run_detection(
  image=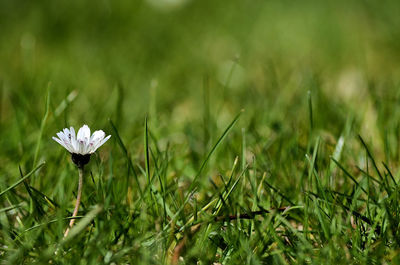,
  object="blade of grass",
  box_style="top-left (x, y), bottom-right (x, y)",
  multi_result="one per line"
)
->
top-left (358, 135), bottom-right (385, 186)
top-left (0, 163), bottom-right (45, 197)
top-left (61, 205), bottom-right (102, 243)
top-left (165, 111), bottom-right (243, 232)
top-left (109, 119), bottom-right (143, 197)
top-left (19, 166), bottom-right (45, 217)
top-left (330, 157), bottom-right (376, 203)
top-left (307, 90), bottom-right (313, 131)
top-left (382, 162), bottom-right (397, 187)
top-left (188, 110), bottom-right (243, 192)
top-left (144, 116), bottom-right (151, 187)
top-left (33, 86), bottom-right (50, 169)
